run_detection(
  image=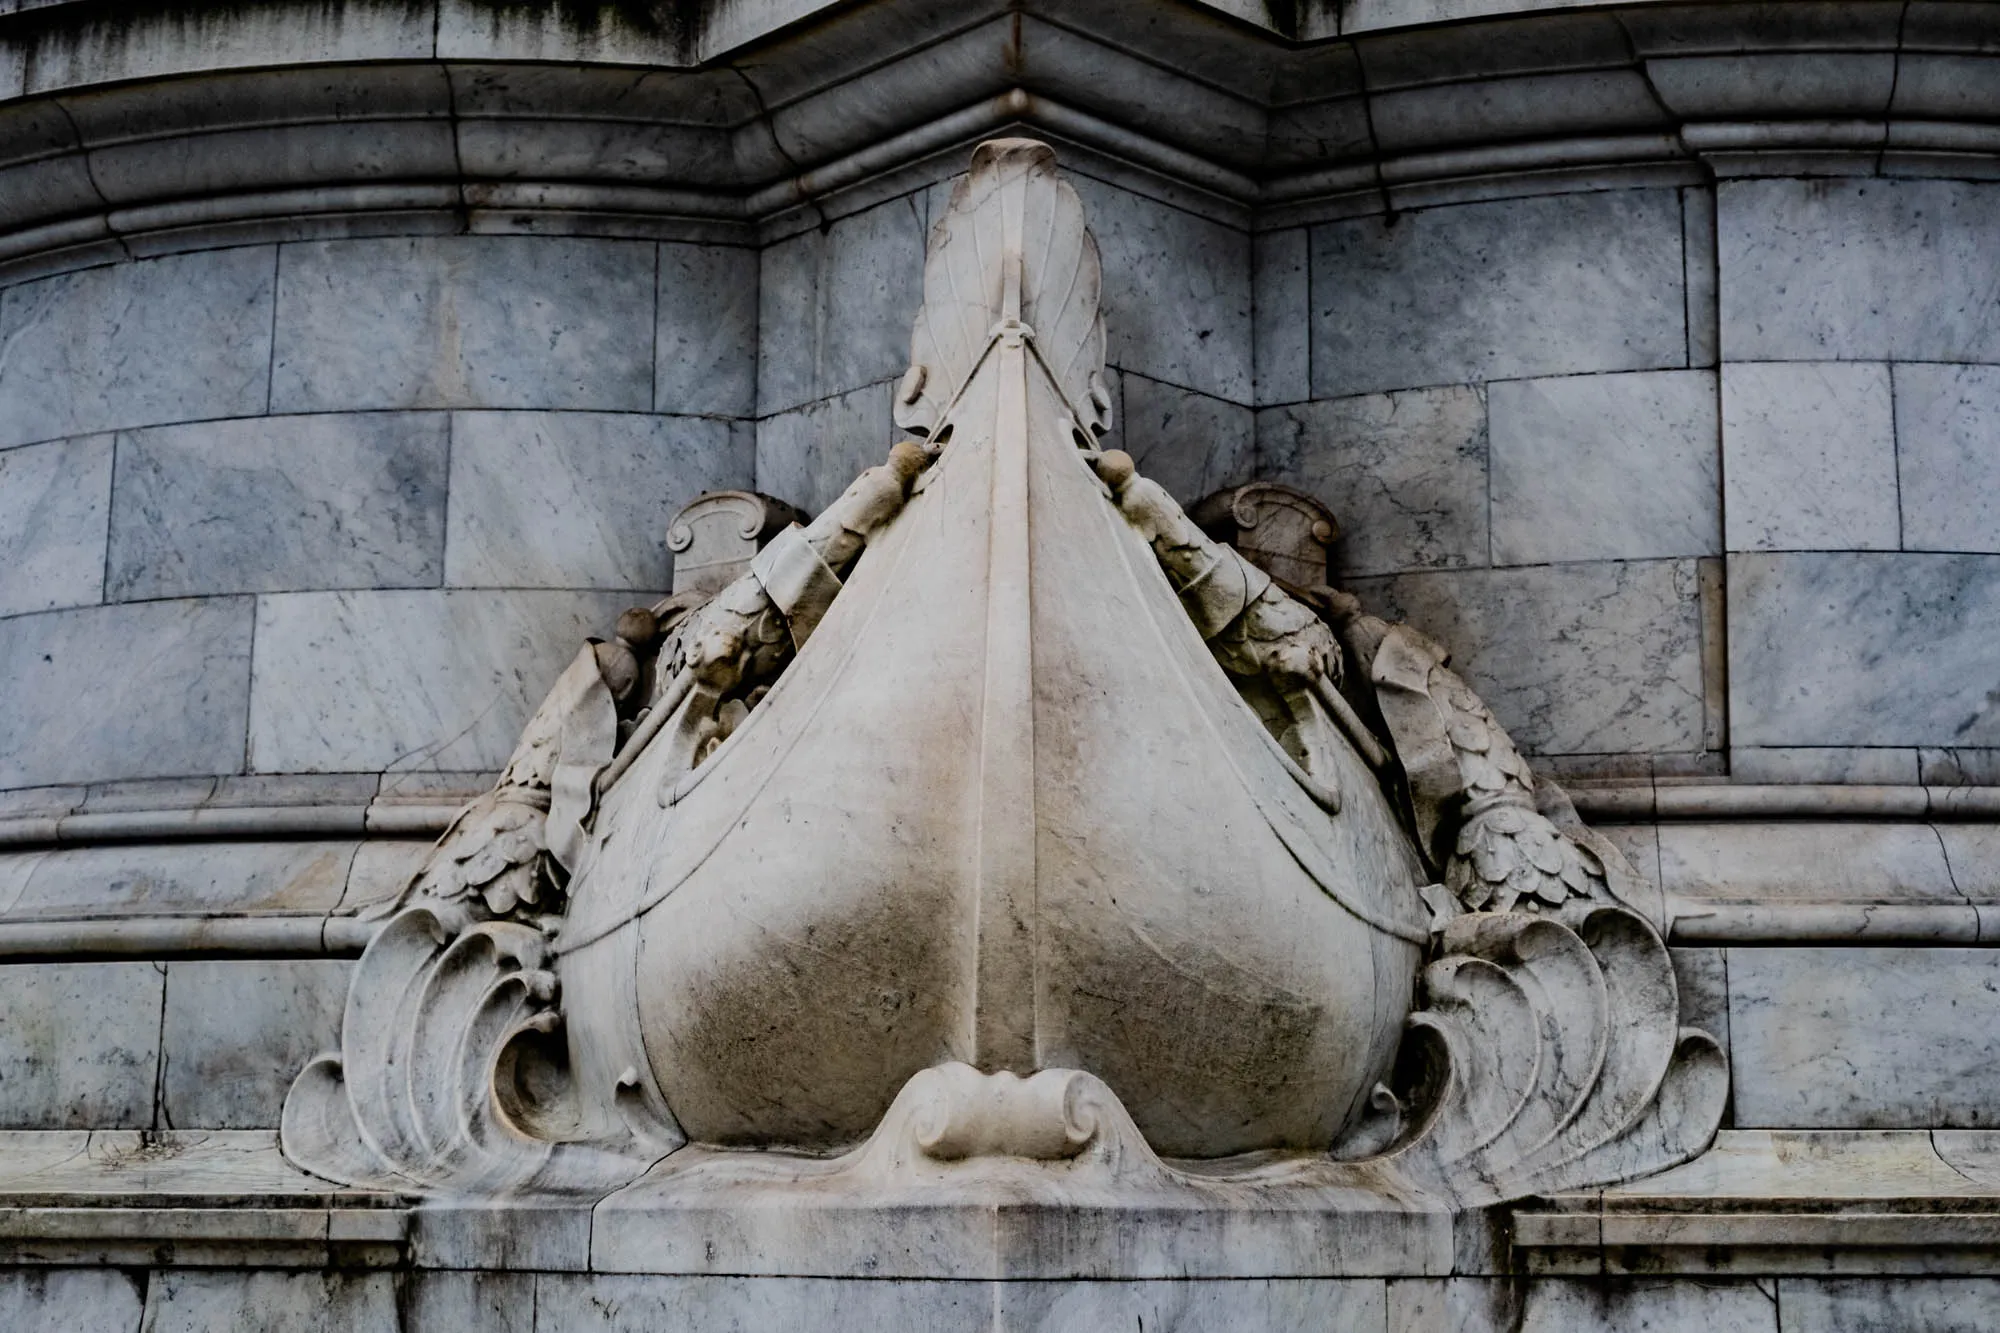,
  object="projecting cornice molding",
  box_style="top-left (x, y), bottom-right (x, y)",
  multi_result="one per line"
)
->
top-left (0, 0), bottom-right (1997, 276)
